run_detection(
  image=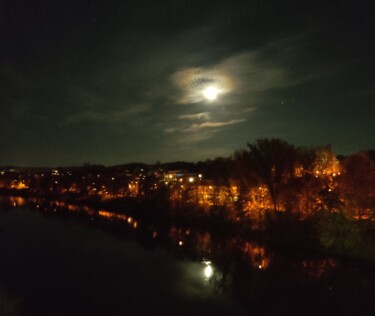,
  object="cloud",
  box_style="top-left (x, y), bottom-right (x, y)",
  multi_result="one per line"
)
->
top-left (163, 119), bottom-right (245, 134)
top-left (178, 112), bottom-right (209, 120)
top-left (177, 131), bottom-right (216, 144)
top-left (61, 111), bottom-right (105, 125)
top-left (164, 127), bottom-right (177, 133)
top-left (170, 66), bottom-right (234, 104)
top-left (182, 119), bottom-right (246, 132)
top-left (60, 104), bottom-right (150, 126)
top-left (170, 49), bottom-right (290, 105)
top-left (217, 51), bottom-right (287, 92)
top-left (241, 107), bottom-right (257, 113)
